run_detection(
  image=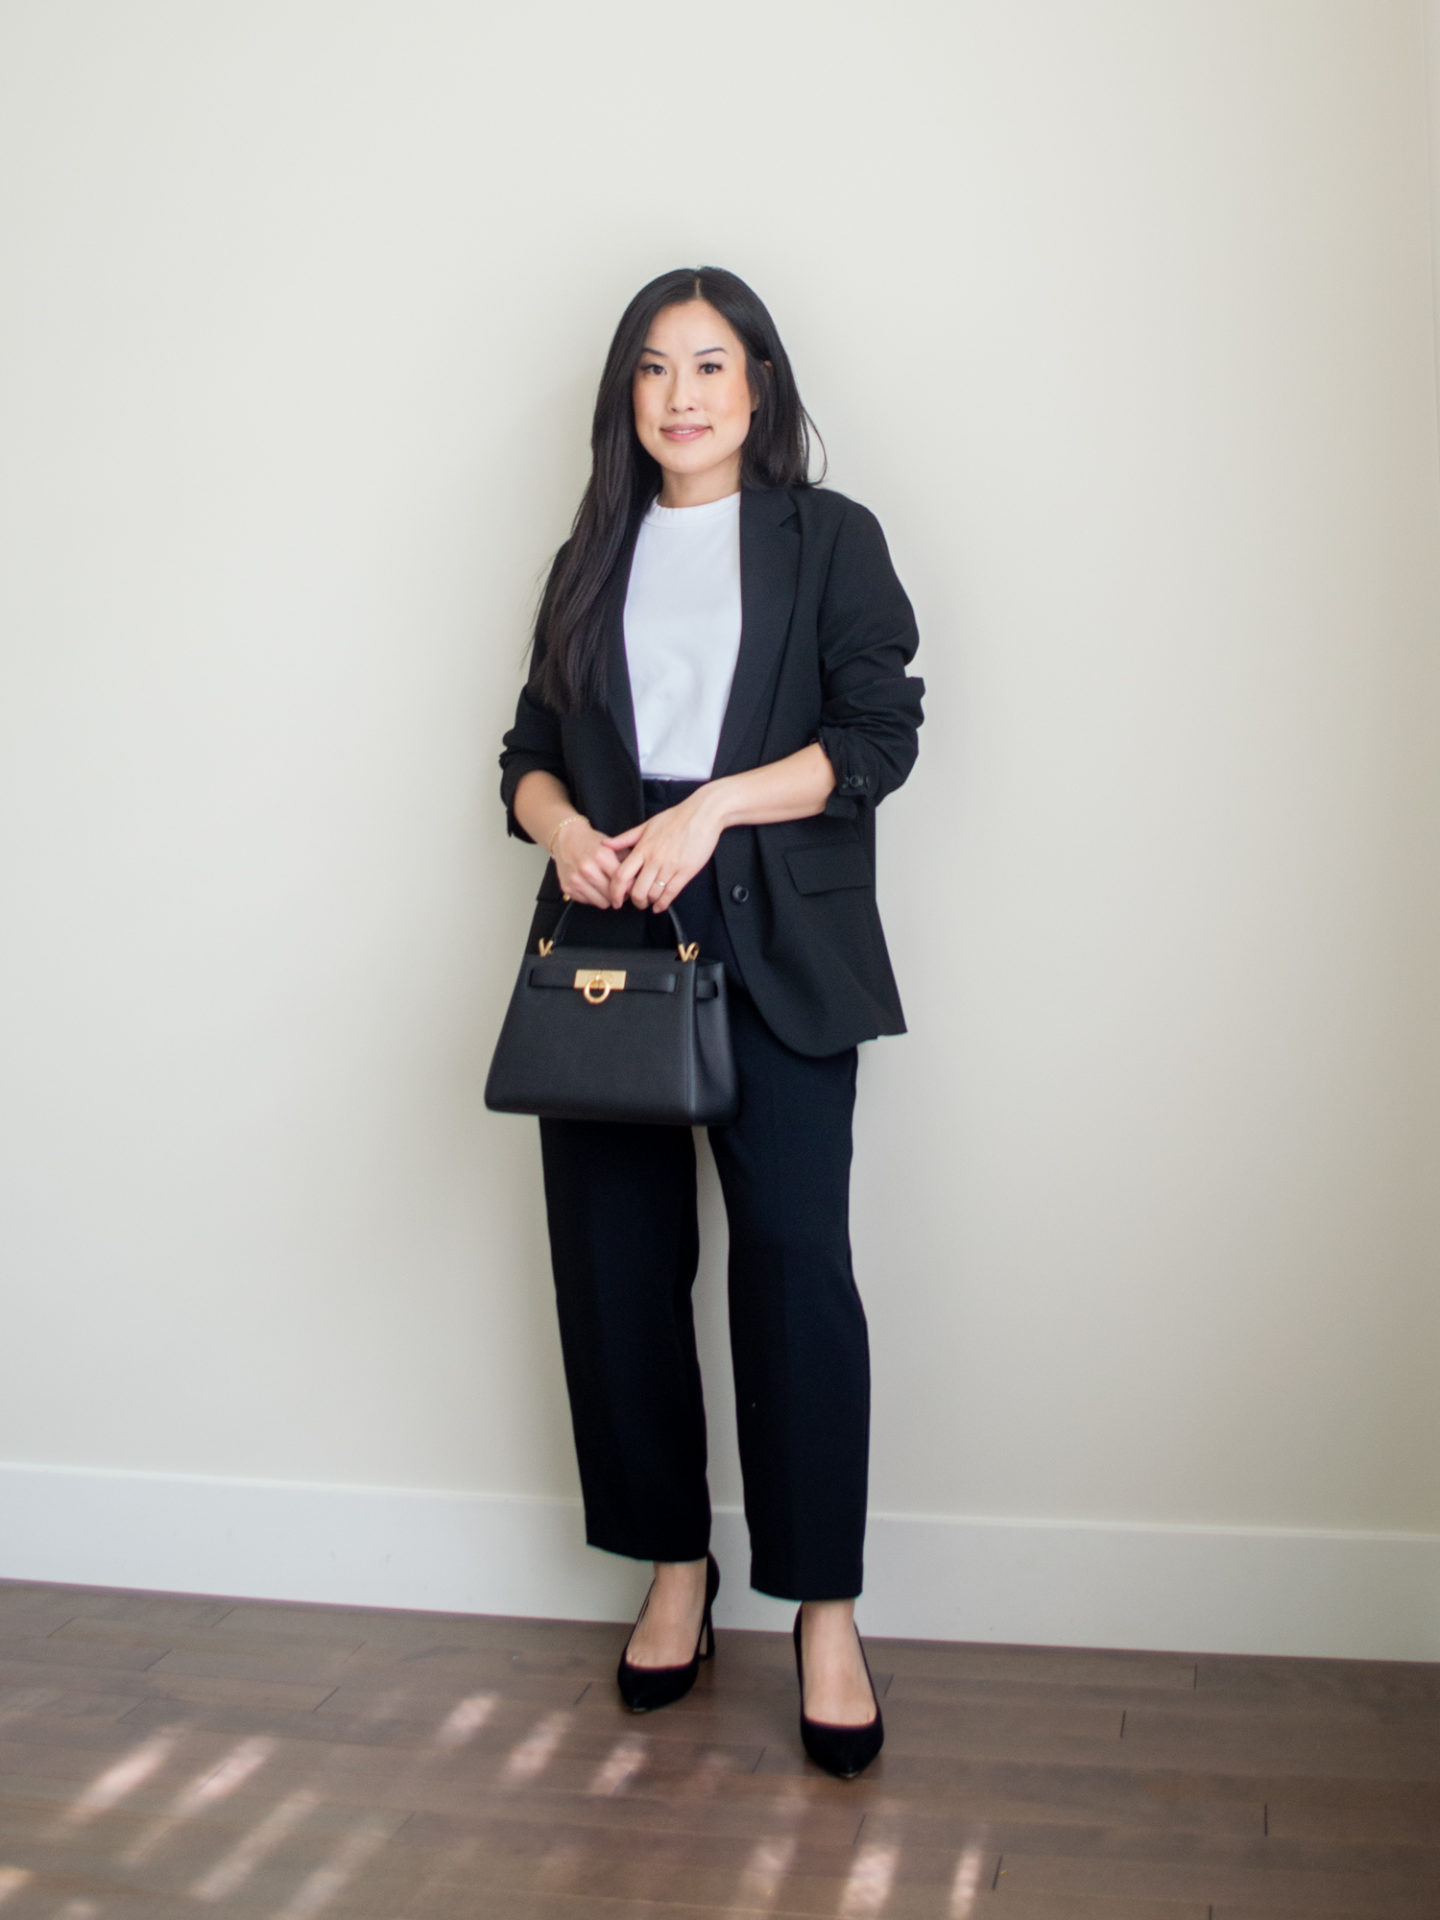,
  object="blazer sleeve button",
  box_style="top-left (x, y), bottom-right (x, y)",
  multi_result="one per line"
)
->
top-left (730, 884), bottom-right (750, 904)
